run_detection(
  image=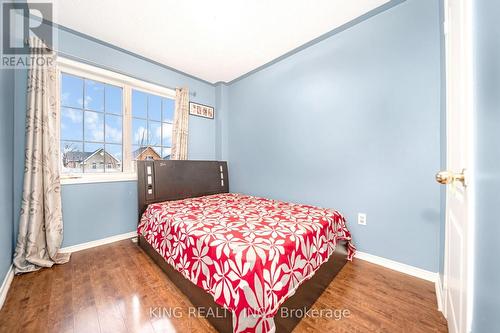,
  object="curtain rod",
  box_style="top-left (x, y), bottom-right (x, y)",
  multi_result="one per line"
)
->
top-left (24, 39), bottom-right (197, 97)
